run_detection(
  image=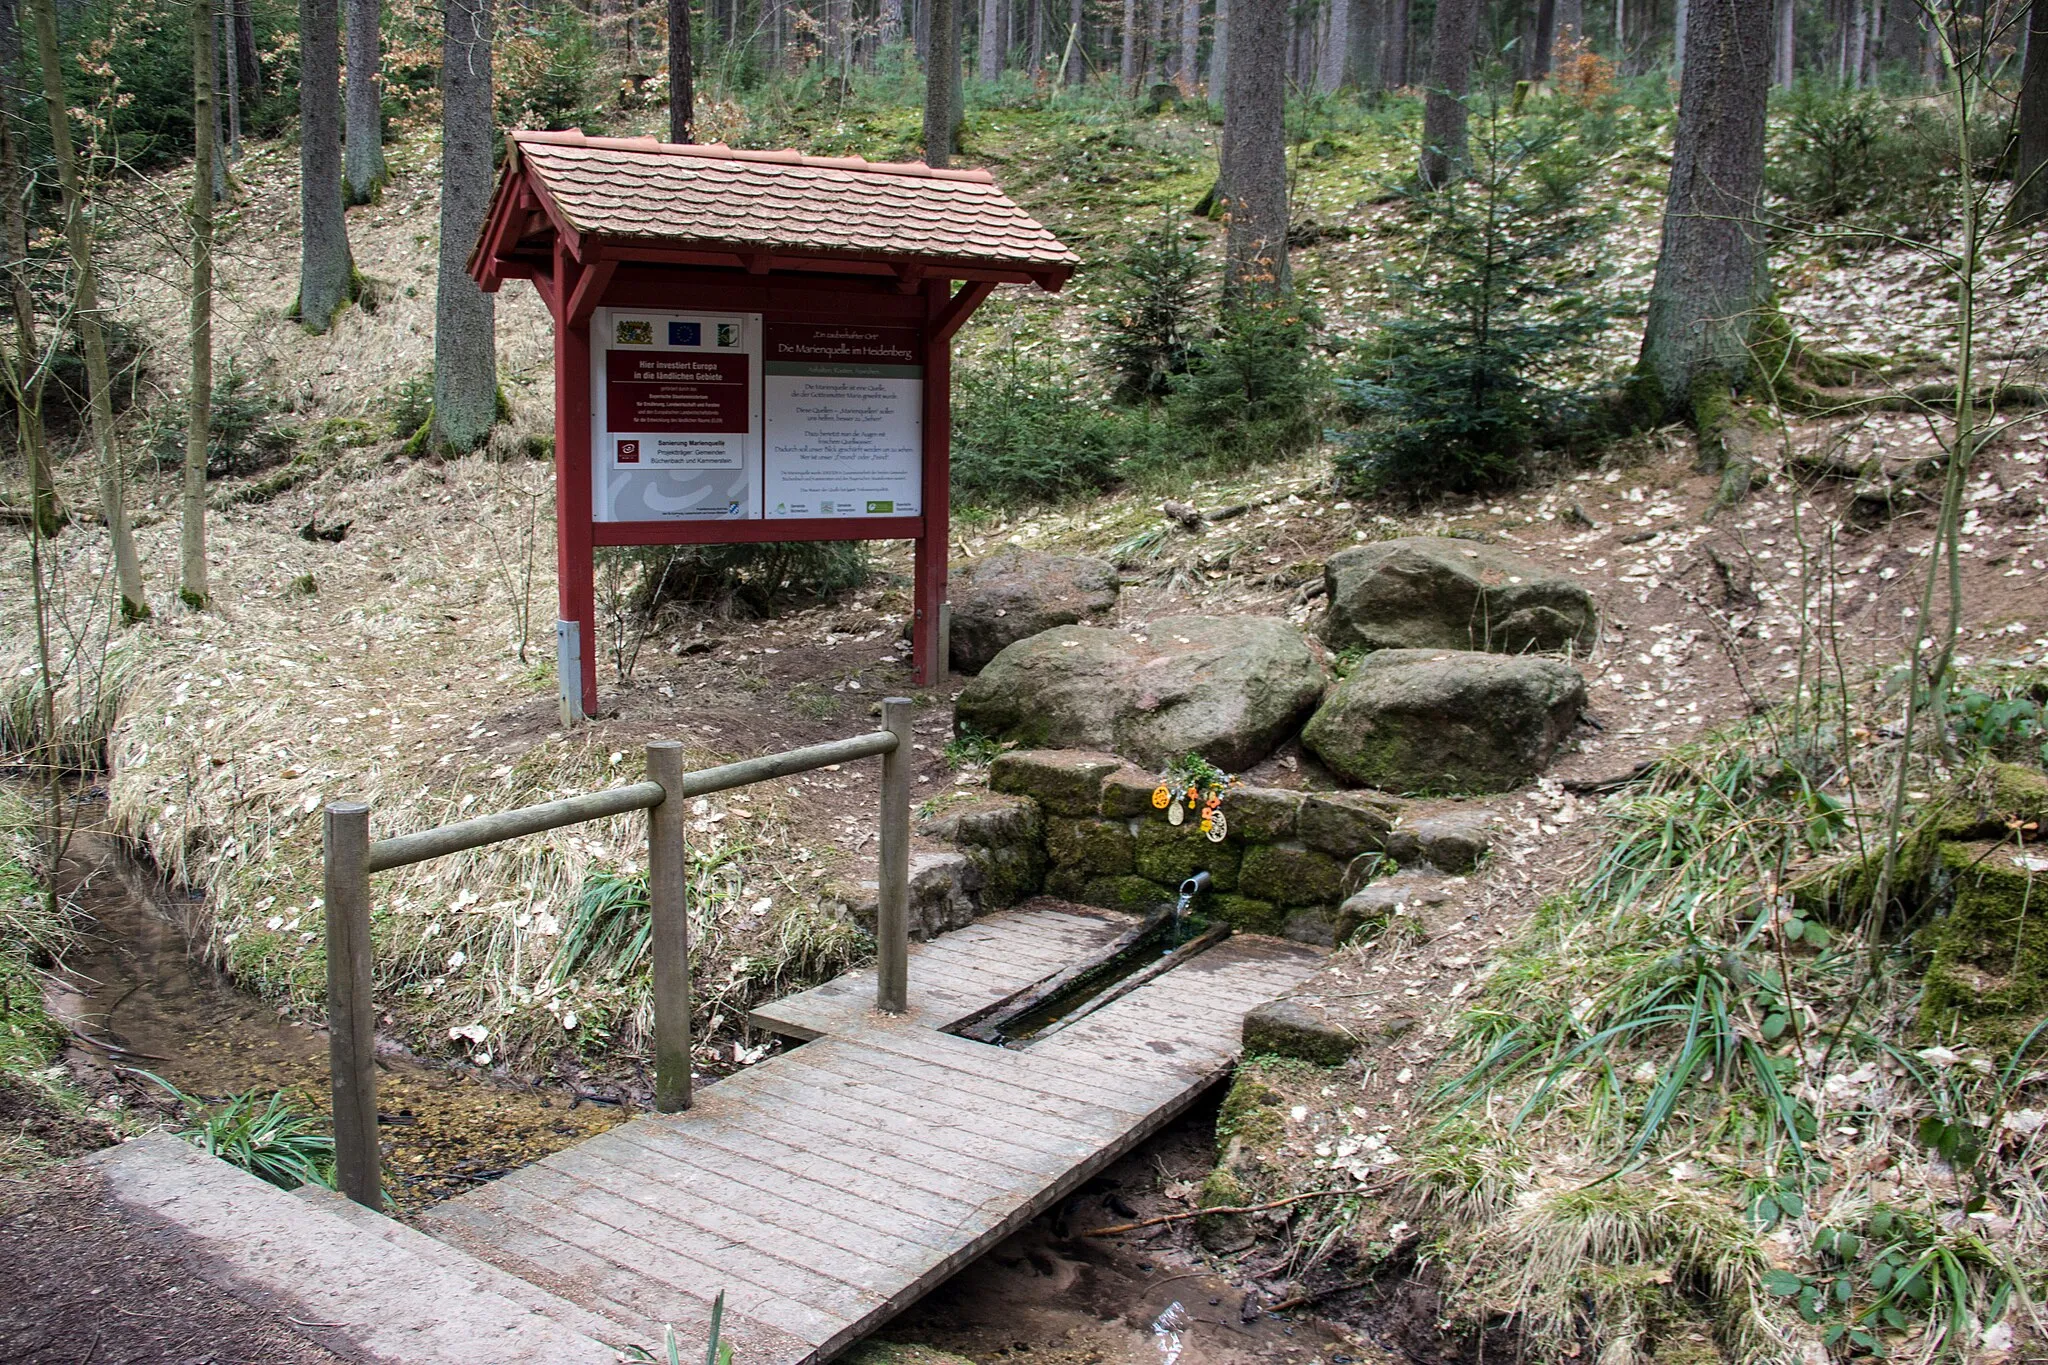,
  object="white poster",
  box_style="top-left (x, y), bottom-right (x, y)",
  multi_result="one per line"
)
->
top-left (591, 308), bottom-right (762, 522)
top-left (762, 324), bottom-right (922, 519)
